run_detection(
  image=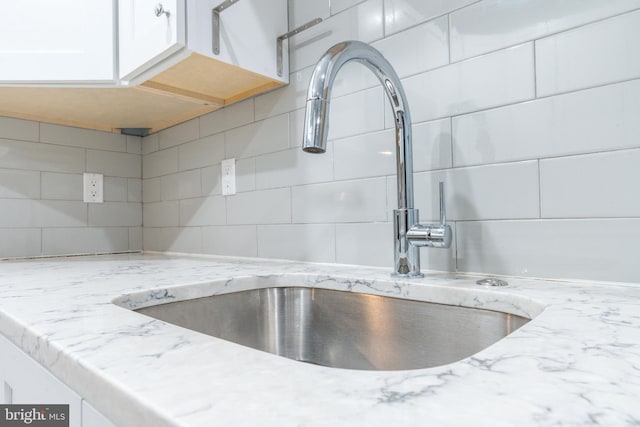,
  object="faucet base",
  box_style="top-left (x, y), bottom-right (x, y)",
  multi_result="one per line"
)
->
top-left (391, 272), bottom-right (424, 279)
top-left (393, 208), bottom-right (422, 277)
